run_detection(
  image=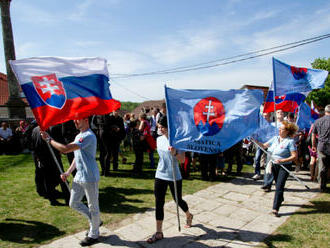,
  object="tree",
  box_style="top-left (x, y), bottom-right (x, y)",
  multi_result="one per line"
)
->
top-left (0, 0), bottom-right (26, 119)
top-left (306, 57), bottom-right (330, 109)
